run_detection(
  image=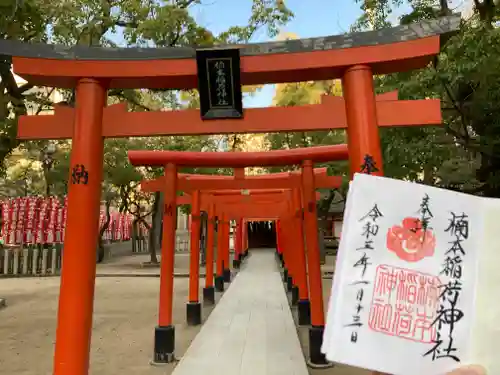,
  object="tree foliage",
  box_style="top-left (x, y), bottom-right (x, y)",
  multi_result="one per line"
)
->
top-left (350, 0), bottom-right (500, 197)
top-left (0, 0), bottom-right (295, 260)
top-left (266, 78), bottom-right (349, 219)
top-left (0, 0), bottom-right (293, 186)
